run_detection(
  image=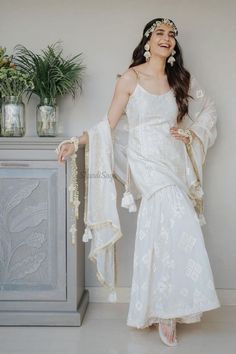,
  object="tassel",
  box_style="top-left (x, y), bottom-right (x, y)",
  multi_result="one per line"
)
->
top-left (74, 199), bottom-right (80, 219)
top-left (121, 162), bottom-right (137, 212)
top-left (68, 184), bottom-right (75, 203)
top-left (189, 181), bottom-right (204, 199)
top-left (121, 191), bottom-right (137, 212)
top-left (69, 224), bottom-right (77, 245)
top-left (82, 226), bottom-right (93, 242)
top-left (108, 289), bottom-right (117, 303)
top-left (128, 203), bottom-right (137, 212)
